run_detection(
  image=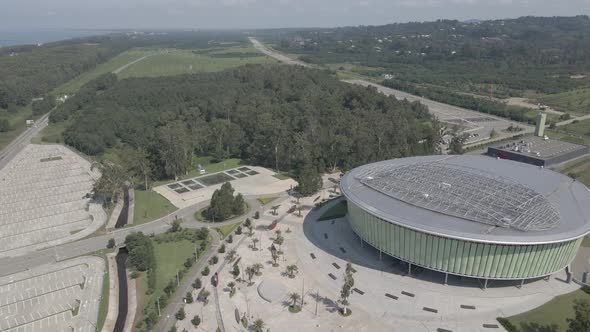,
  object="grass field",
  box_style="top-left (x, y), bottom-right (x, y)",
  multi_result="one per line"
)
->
top-left (506, 289), bottom-right (590, 331)
top-left (318, 200), bottom-right (348, 221)
top-left (216, 222), bottom-right (242, 238)
top-left (257, 197), bottom-right (278, 205)
top-left (54, 49), bottom-right (155, 95)
top-left (96, 255), bottom-right (110, 332)
top-left (560, 155), bottom-right (590, 187)
top-left (546, 119), bottom-right (590, 145)
top-left (133, 190), bottom-right (177, 225)
top-left (118, 47), bottom-right (275, 78)
top-left (152, 240), bottom-right (196, 292)
top-left (539, 87), bottom-right (590, 115)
